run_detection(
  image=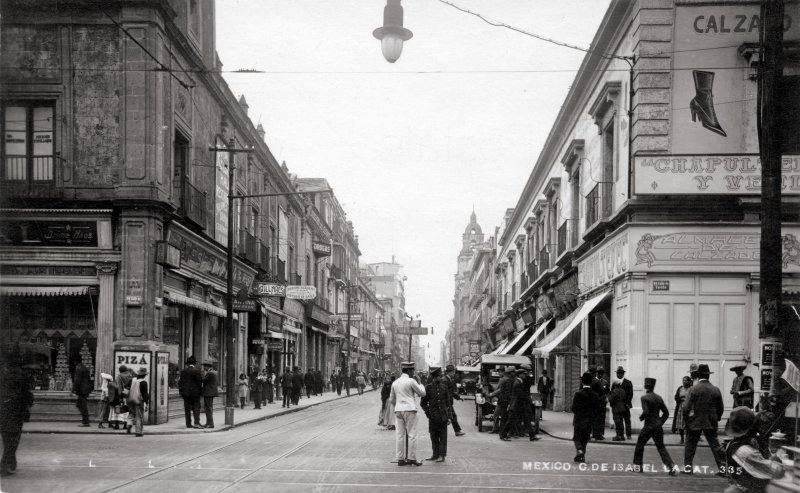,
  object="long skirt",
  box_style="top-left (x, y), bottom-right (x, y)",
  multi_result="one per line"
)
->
top-left (108, 404), bottom-right (129, 428)
top-left (380, 400), bottom-right (395, 427)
